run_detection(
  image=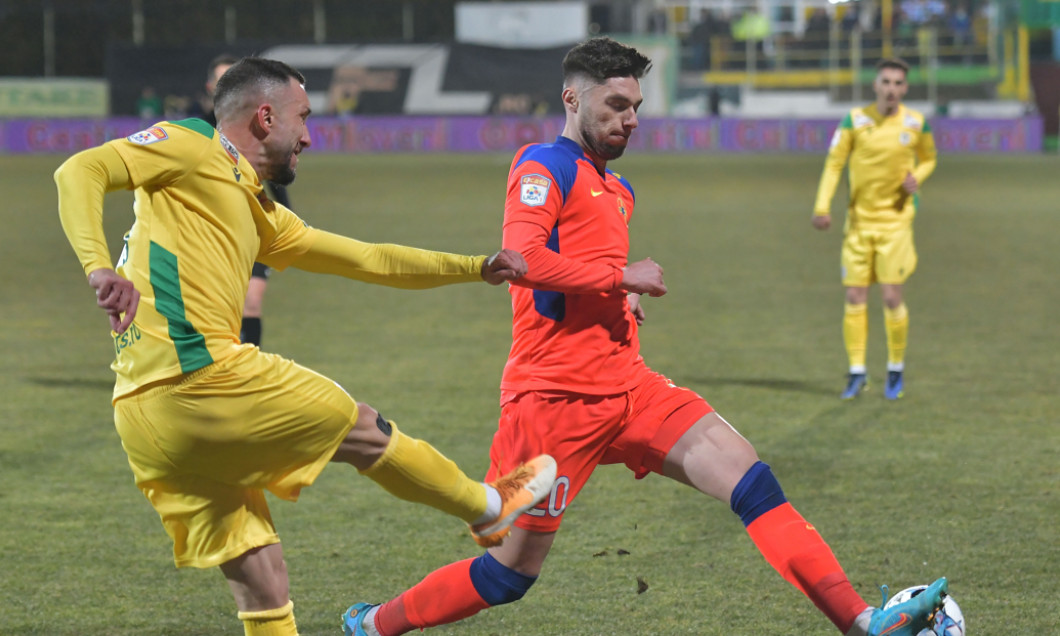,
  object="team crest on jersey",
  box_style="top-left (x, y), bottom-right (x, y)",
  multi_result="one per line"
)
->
top-left (219, 133), bottom-right (240, 163)
top-left (617, 197), bottom-right (628, 219)
top-left (127, 126), bottom-right (168, 145)
top-left (899, 131), bottom-right (912, 145)
top-left (519, 174), bottom-right (551, 207)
